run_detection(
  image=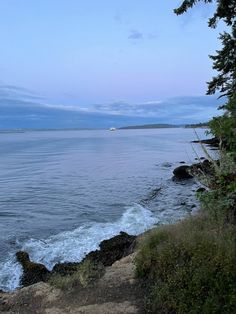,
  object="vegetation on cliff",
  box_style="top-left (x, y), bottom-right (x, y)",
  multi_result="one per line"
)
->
top-left (136, 1), bottom-right (236, 313)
